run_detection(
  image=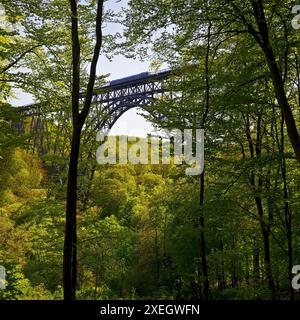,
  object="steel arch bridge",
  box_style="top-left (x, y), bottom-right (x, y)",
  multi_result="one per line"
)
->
top-left (90, 69), bottom-right (170, 131)
top-left (15, 69), bottom-right (172, 136)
